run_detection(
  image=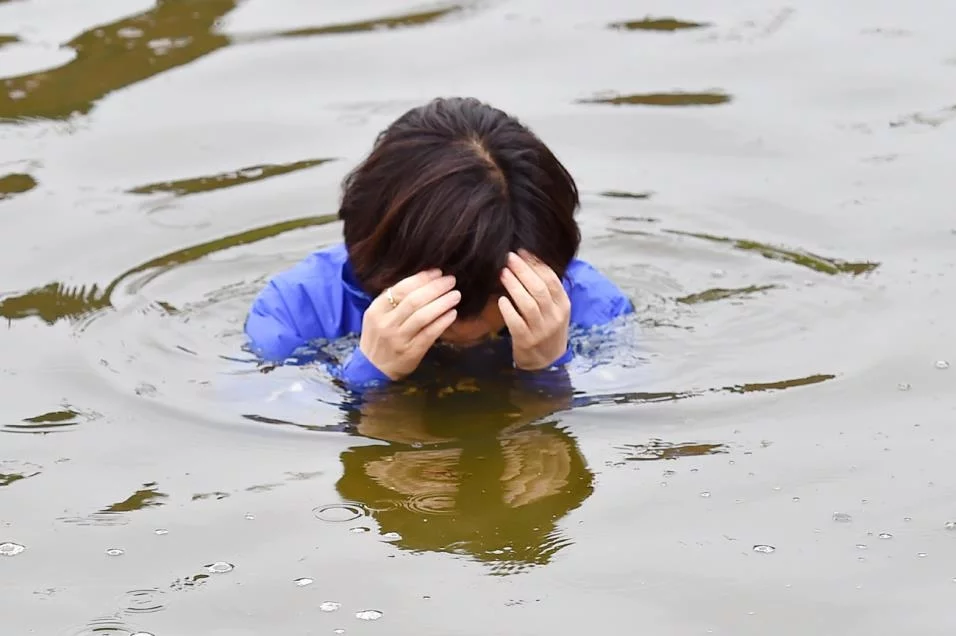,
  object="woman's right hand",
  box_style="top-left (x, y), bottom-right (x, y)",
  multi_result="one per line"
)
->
top-left (359, 270), bottom-right (460, 380)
